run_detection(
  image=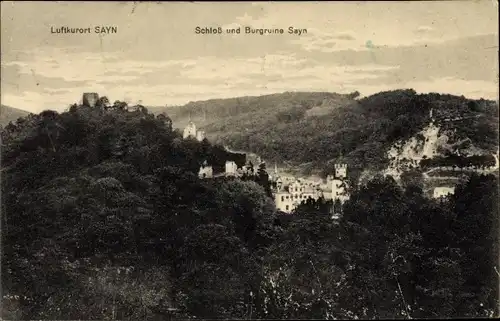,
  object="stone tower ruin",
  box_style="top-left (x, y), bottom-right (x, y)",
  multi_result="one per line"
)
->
top-left (83, 93), bottom-right (99, 107)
